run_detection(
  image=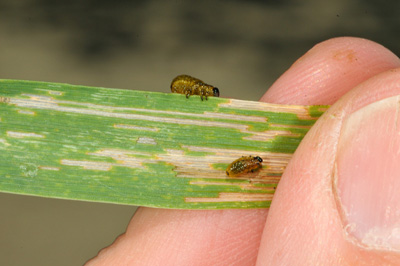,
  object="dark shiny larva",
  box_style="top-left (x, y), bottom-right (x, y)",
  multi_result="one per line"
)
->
top-left (171, 75), bottom-right (220, 101)
top-left (226, 156), bottom-right (263, 177)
